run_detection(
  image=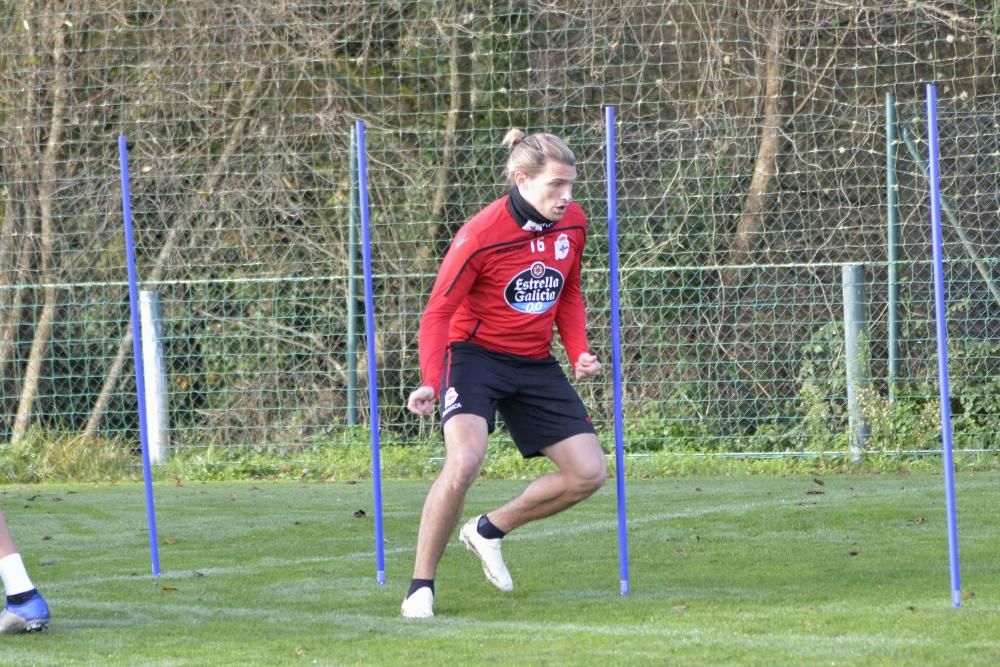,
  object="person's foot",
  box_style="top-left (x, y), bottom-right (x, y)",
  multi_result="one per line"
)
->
top-left (400, 586), bottom-right (434, 618)
top-left (0, 591), bottom-right (50, 634)
top-left (459, 516), bottom-right (513, 592)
